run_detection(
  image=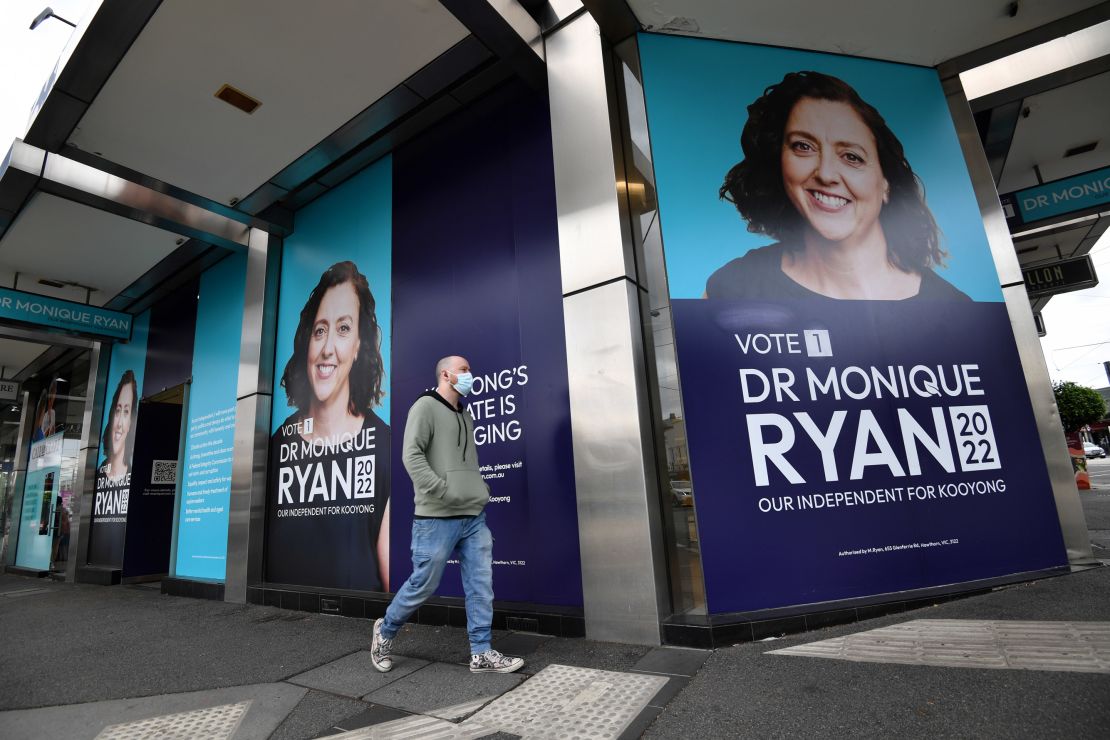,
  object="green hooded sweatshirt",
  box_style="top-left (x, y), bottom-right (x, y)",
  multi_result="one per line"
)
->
top-left (401, 390), bottom-right (489, 517)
